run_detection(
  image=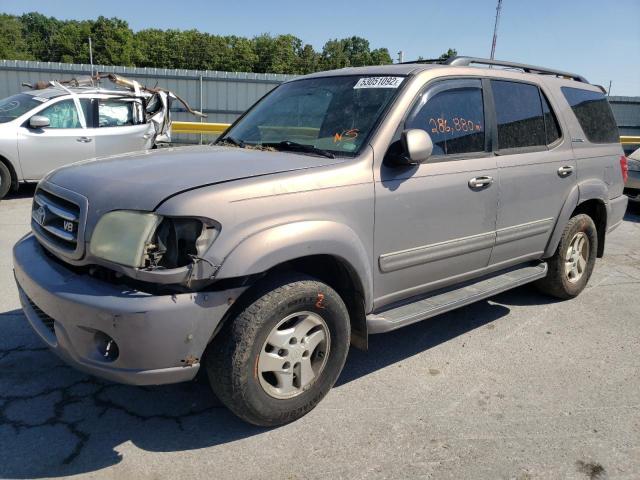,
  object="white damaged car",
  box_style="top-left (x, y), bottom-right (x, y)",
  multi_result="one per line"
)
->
top-left (0, 74), bottom-right (204, 199)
